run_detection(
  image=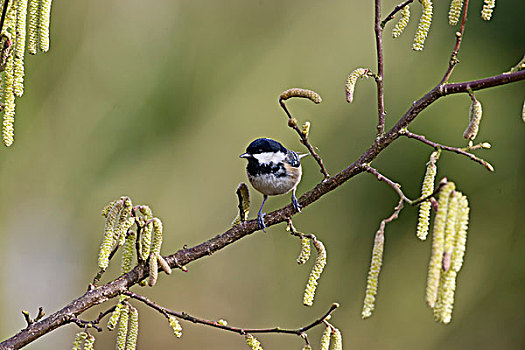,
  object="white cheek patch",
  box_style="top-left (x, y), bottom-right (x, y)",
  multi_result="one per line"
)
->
top-left (253, 152), bottom-right (286, 165)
